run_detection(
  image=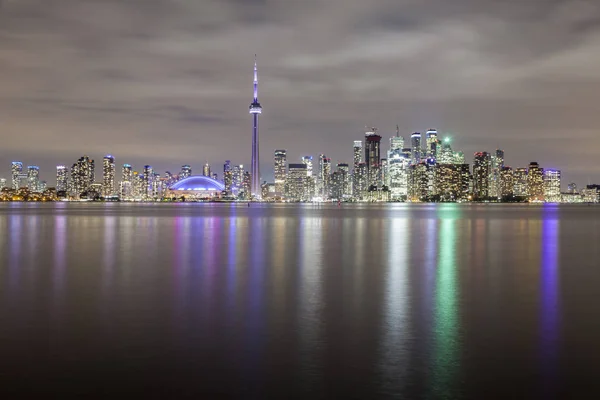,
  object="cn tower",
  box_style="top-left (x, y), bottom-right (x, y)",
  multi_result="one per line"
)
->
top-left (249, 55), bottom-right (262, 199)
